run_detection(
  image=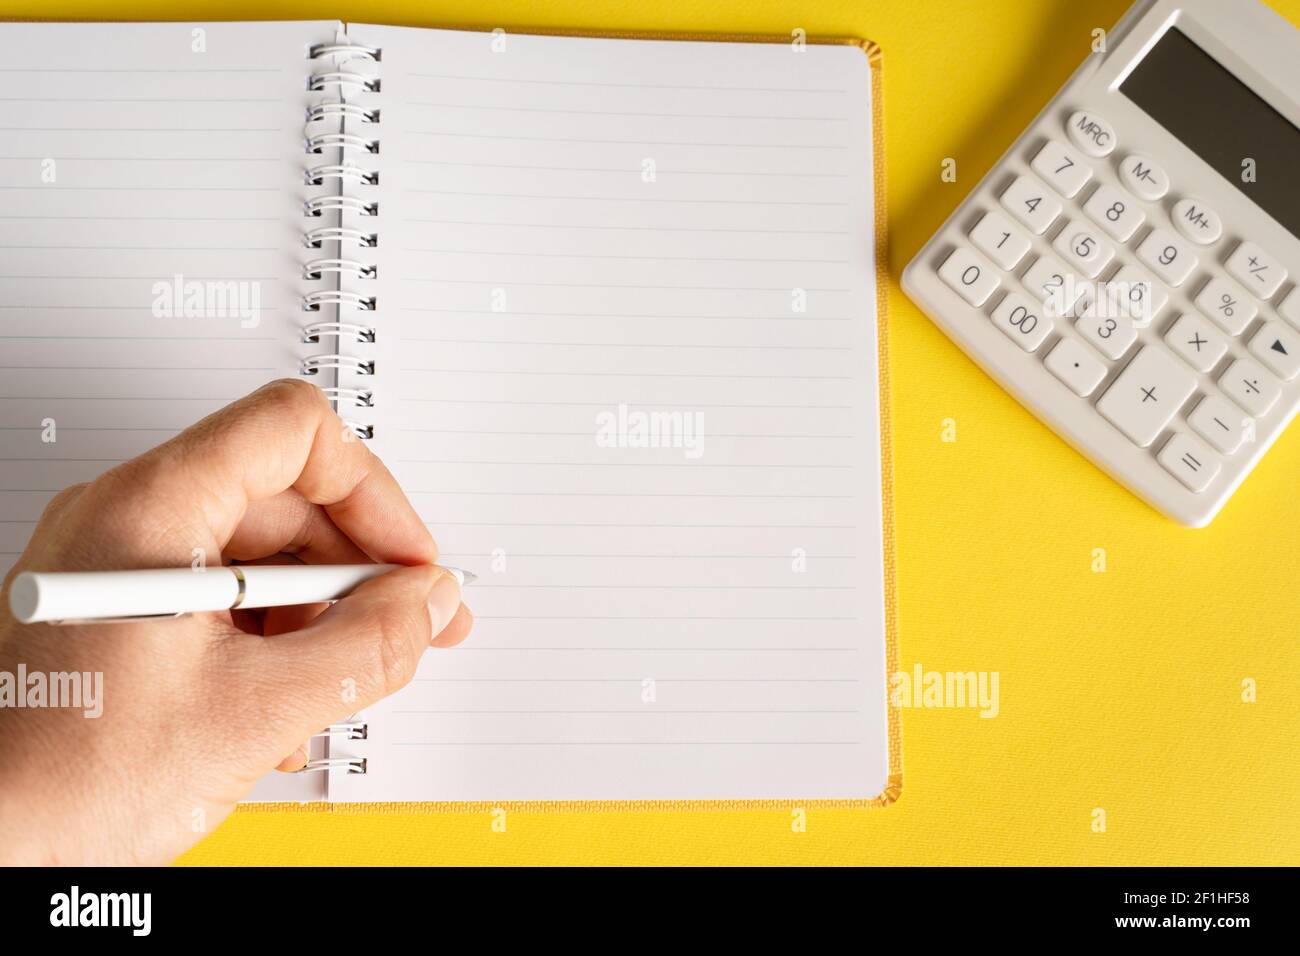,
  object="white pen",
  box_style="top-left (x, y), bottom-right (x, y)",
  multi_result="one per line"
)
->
top-left (7, 563), bottom-right (477, 625)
